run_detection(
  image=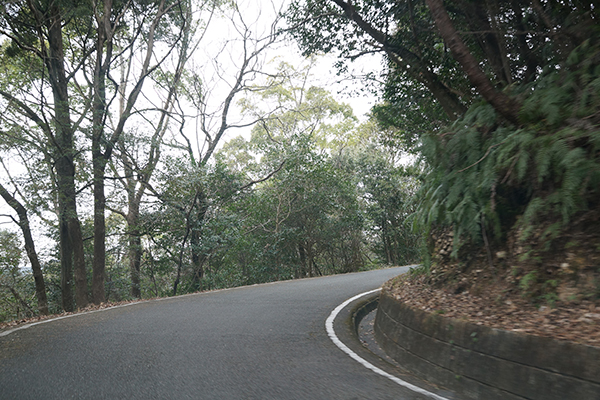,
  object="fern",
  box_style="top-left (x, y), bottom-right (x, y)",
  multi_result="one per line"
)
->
top-left (414, 42), bottom-right (600, 258)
